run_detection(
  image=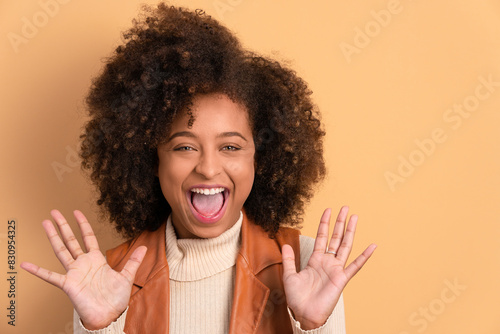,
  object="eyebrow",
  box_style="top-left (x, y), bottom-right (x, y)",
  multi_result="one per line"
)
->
top-left (217, 132), bottom-right (248, 142)
top-left (167, 131), bottom-right (248, 142)
top-left (167, 131), bottom-right (195, 142)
